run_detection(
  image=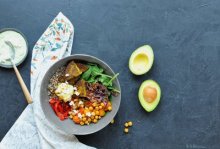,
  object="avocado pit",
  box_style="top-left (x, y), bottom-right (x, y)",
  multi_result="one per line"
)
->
top-left (138, 80), bottom-right (161, 112)
top-left (143, 86), bottom-right (157, 103)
